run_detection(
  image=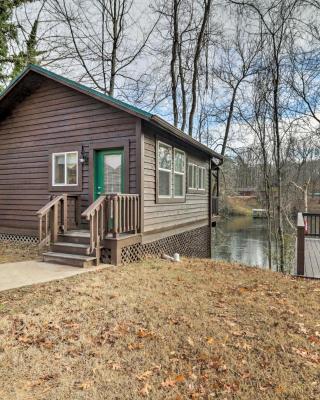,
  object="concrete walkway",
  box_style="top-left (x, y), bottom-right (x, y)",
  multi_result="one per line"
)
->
top-left (0, 260), bottom-right (106, 292)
